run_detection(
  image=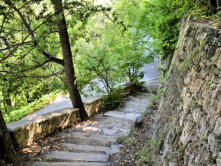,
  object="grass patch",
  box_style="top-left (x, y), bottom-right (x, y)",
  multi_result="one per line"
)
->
top-left (4, 90), bottom-right (63, 123)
